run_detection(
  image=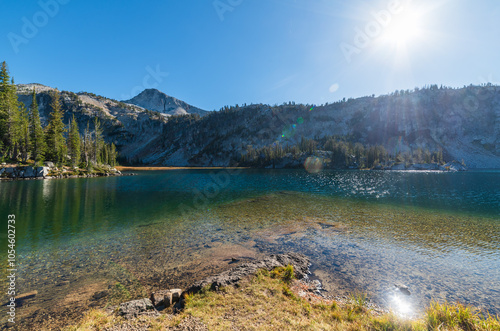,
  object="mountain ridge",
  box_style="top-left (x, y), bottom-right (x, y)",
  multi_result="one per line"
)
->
top-left (15, 83), bottom-right (500, 168)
